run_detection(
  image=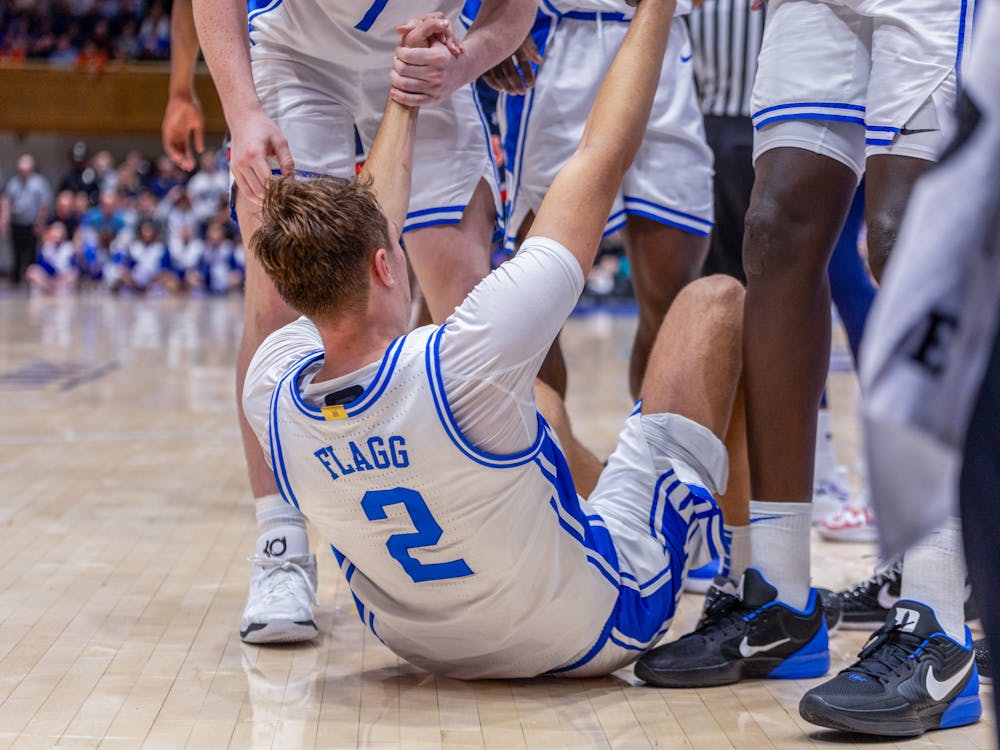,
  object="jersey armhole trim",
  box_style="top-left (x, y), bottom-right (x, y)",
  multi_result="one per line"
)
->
top-left (426, 325), bottom-right (545, 468)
